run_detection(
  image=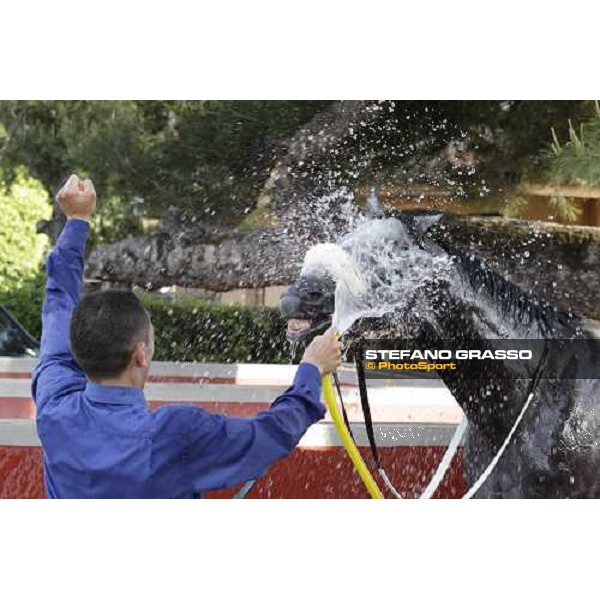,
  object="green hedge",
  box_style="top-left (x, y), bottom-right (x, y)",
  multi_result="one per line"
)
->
top-left (142, 294), bottom-right (291, 364)
top-left (0, 273), bottom-right (46, 339)
top-left (0, 283), bottom-right (291, 364)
